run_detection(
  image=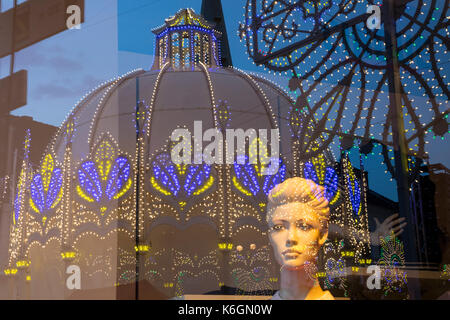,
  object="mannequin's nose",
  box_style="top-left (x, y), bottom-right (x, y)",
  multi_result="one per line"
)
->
top-left (286, 228), bottom-right (298, 246)
top-left (286, 239), bottom-right (297, 247)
